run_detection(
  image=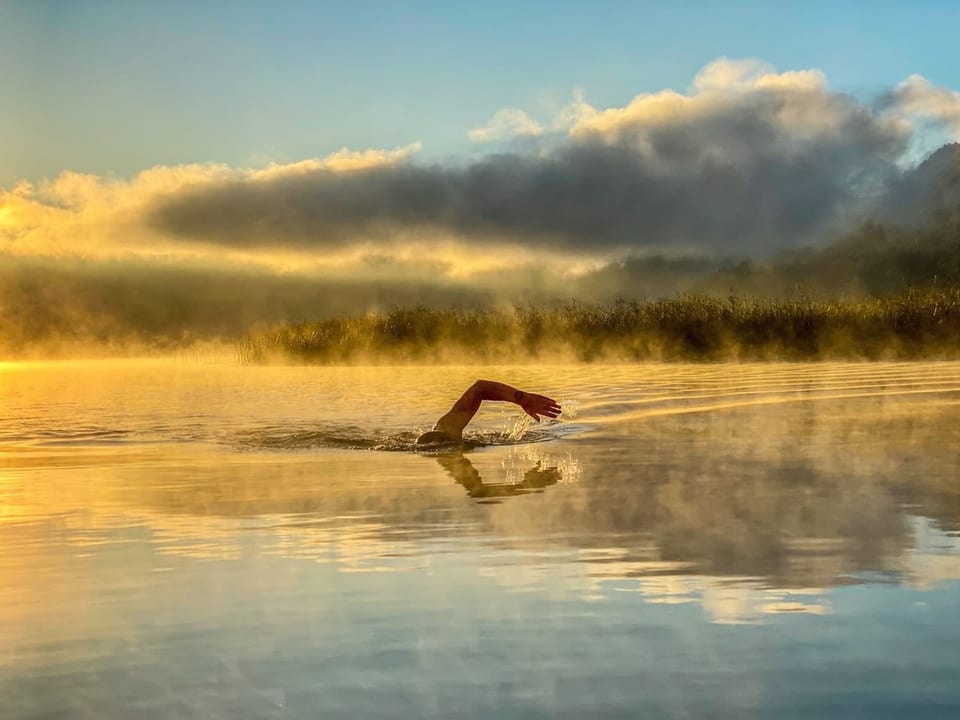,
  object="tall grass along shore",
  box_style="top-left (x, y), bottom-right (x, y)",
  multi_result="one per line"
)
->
top-left (235, 287), bottom-right (960, 364)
